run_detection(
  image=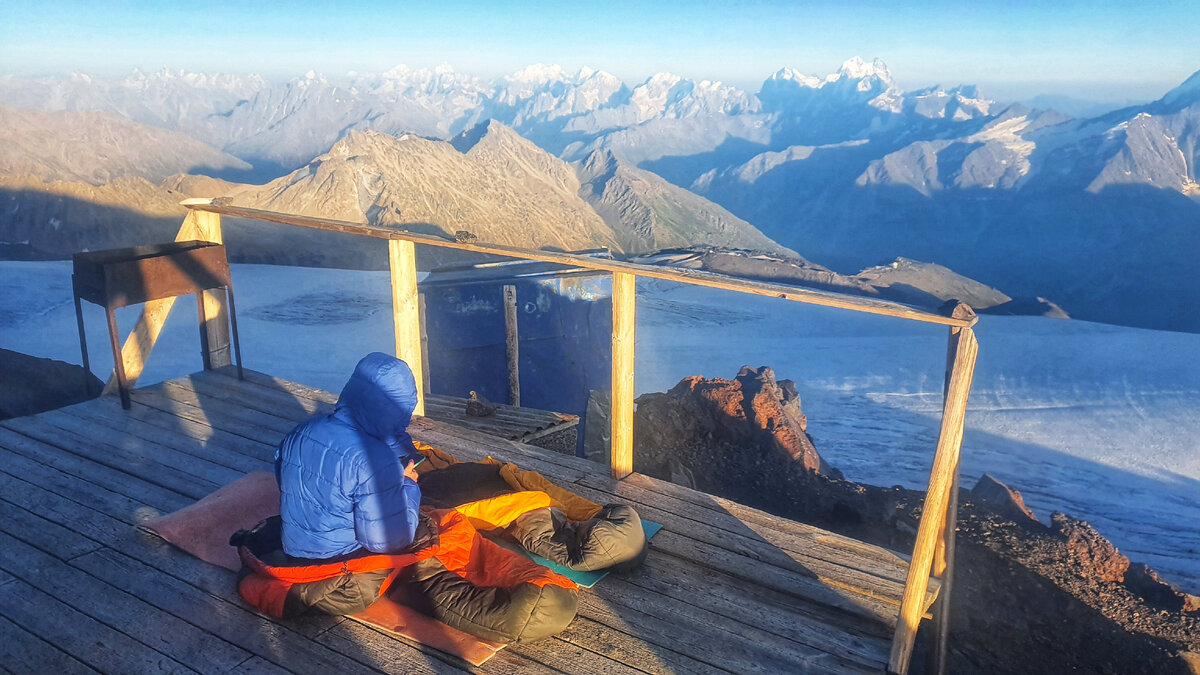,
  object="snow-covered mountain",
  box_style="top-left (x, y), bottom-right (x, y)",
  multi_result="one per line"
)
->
top-left (691, 70), bottom-right (1200, 332)
top-left (0, 69), bottom-right (266, 133)
top-left (2, 59), bottom-right (1198, 331)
